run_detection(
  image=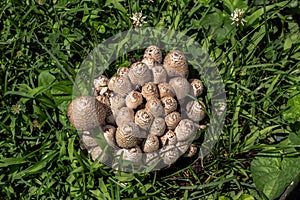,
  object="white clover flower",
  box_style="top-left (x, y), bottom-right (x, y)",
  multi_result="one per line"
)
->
top-left (130, 11), bottom-right (147, 30)
top-left (11, 104), bottom-right (21, 115)
top-left (230, 8), bottom-right (247, 27)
